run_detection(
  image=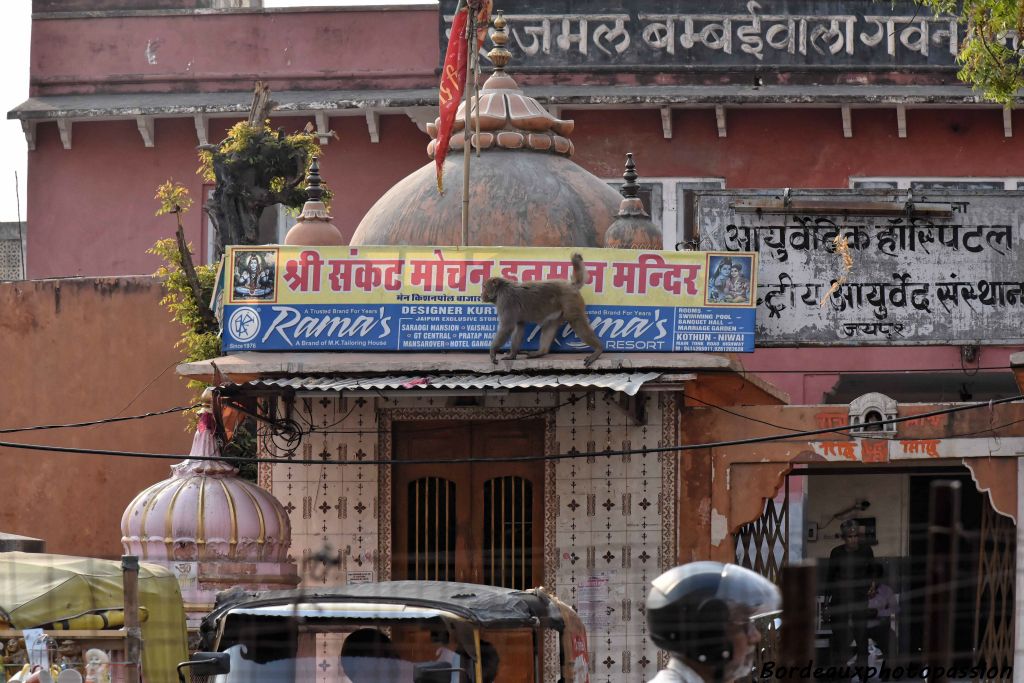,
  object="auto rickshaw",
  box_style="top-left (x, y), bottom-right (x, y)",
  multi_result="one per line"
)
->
top-left (179, 581), bottom-right (590, 683)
